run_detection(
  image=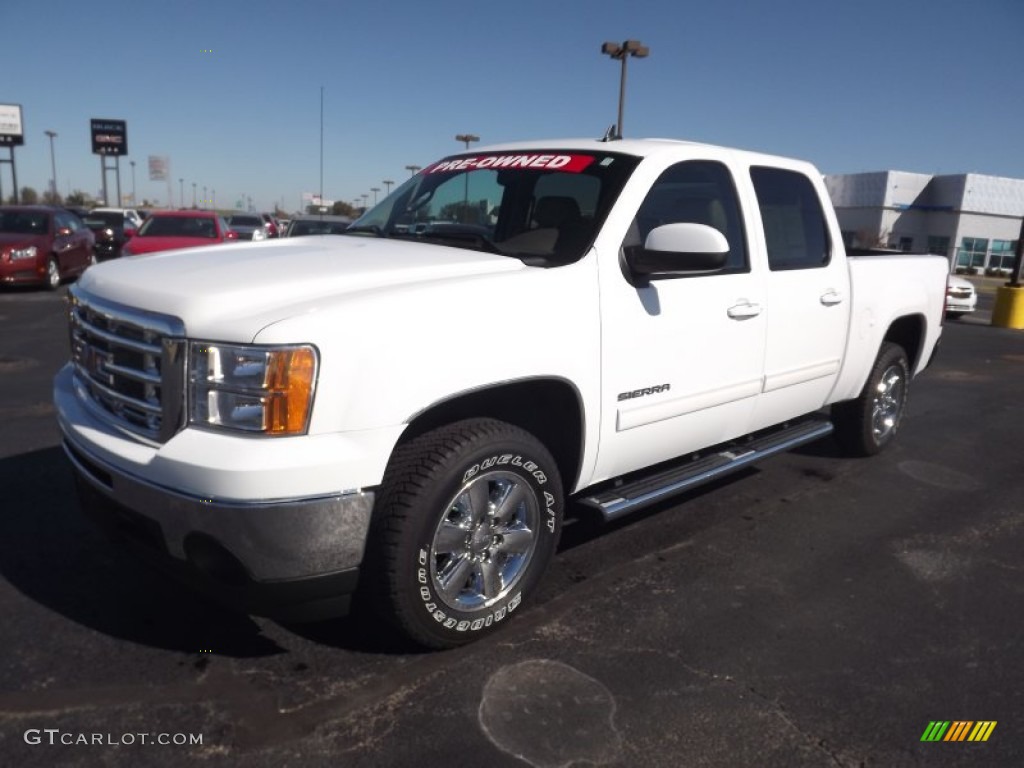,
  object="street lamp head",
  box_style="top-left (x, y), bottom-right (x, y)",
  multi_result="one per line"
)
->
top-left (603, 40), bottom-right (649, 59)
top-left (45, 130), bottom-right (58, 139)
top-left (455, 133), bottom-right (480, 144)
